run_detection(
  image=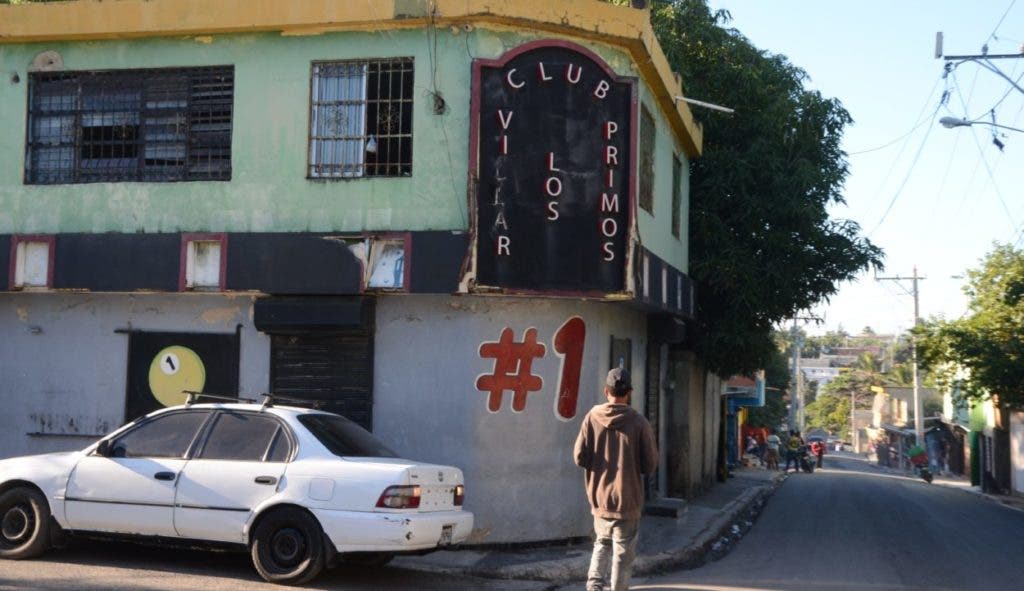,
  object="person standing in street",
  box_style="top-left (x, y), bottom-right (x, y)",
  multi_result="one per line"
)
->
top-left (810, 438), bottom-right (825, 468)
top-left (574, 368), bottom-right (658, 591)
top-left (765, 429), bottom-right (781, 470)
top-left (784, 430), bottom-right (804, 473)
